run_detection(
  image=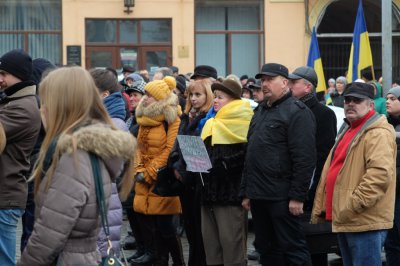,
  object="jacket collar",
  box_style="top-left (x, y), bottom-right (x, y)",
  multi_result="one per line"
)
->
top-left (4, 81), bottom-right (36, 98)
top-left (262, 90), bottom-right (291, 109)
top-left (301, 94), bottom-right (318, 108)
